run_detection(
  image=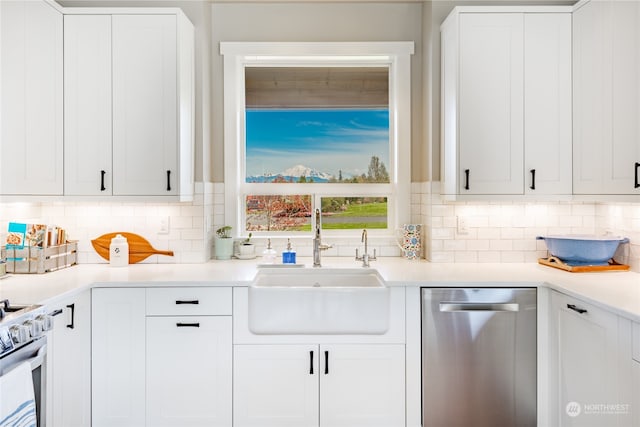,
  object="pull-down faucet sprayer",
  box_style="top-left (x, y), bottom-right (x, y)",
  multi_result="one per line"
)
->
top-left (313, 209), bottom-right (332, 267)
